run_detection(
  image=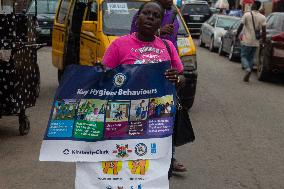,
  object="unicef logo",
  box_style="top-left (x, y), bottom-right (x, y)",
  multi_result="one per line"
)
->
top-left (113, 73), bottom-right (126, 87)
top-left (135, 143), bottom-right (147, 157)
